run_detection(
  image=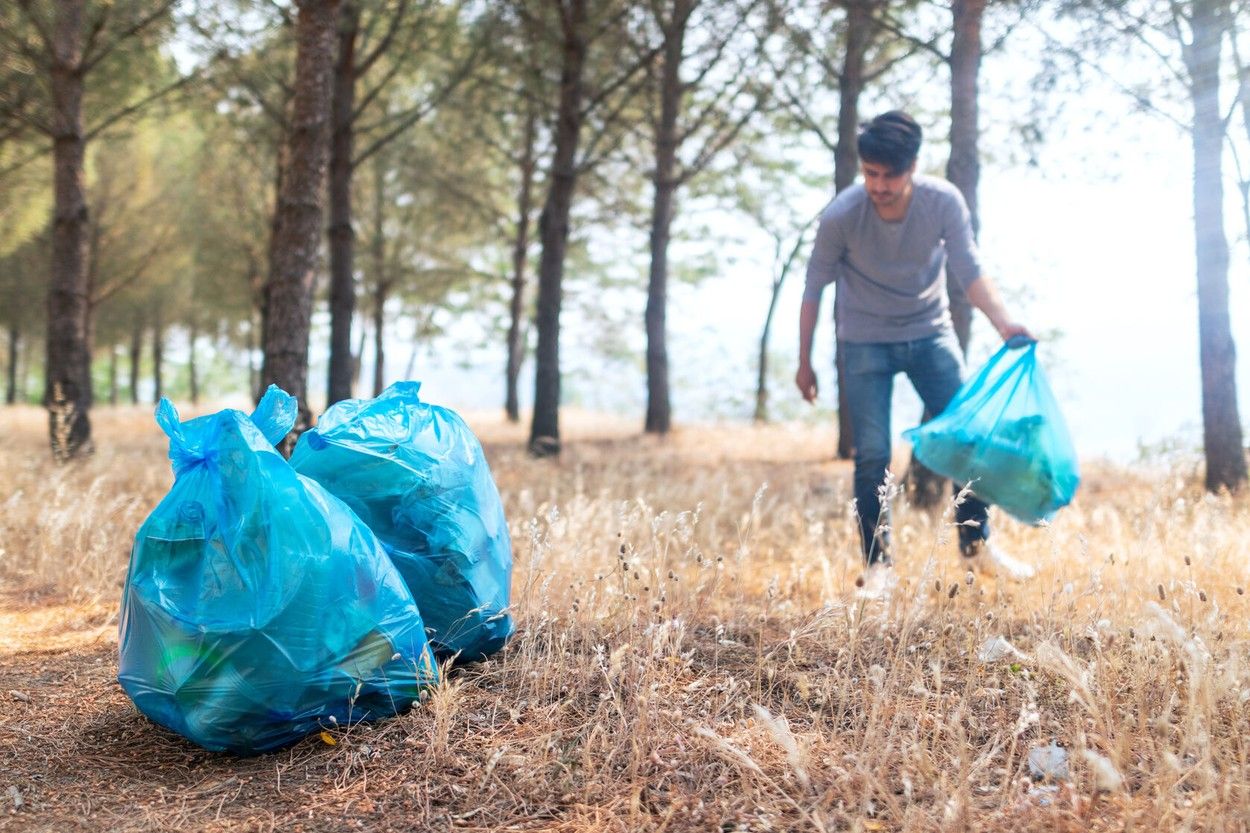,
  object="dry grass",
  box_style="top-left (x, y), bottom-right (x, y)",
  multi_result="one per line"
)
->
top-left (1, 403), bottom-right (1249, 832)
